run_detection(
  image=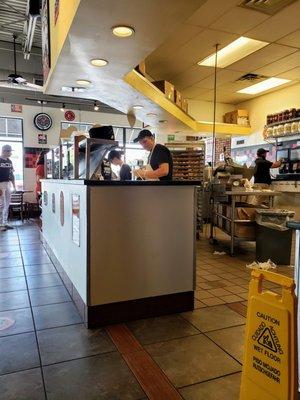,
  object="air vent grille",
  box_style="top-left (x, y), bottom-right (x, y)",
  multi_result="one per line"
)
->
top-left (237, 73), bottom-right (266, 81)
top-left (239, 0), bottom-right (296, 15)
